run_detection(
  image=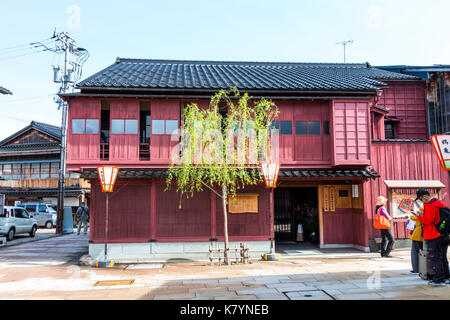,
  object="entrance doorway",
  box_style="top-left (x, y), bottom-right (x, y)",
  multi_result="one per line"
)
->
top-left (274, 187), bottom-right (319, 245)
